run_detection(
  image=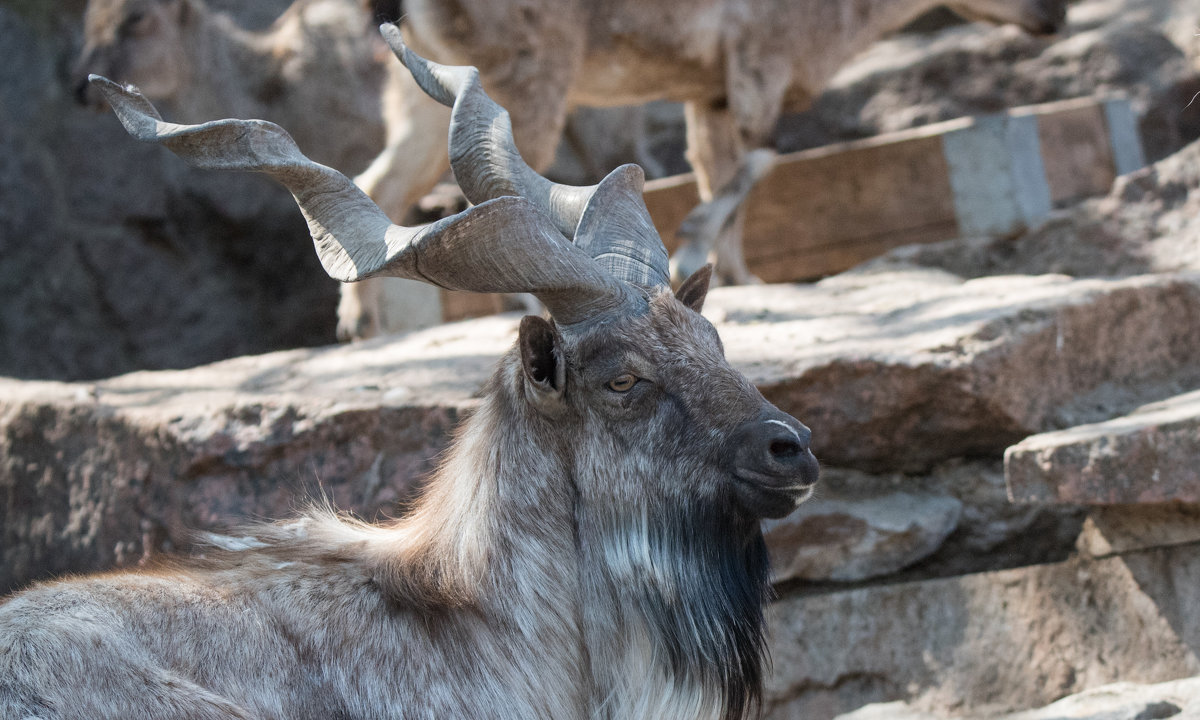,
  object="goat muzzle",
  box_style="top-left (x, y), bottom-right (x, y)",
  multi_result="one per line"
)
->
top-left (730, 406), bottom-right (819, 519)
